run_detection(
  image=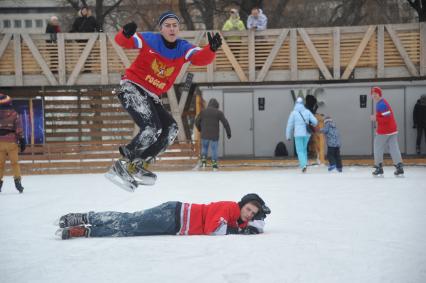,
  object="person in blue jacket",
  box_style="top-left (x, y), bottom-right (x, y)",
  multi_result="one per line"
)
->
top-left (286, 97), bottom-right (318, 172)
